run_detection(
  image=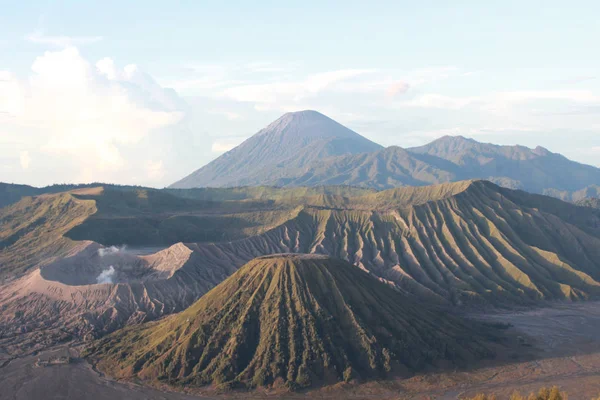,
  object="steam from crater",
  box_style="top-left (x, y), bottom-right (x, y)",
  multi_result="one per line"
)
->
top-left (98, 245), bottom-right (126, 257)
top-left (96, 266), bottom-right (116, 284)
